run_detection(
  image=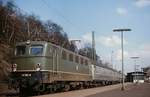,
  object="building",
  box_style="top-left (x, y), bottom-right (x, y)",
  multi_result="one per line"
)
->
top-left (143, 67), bottom-right (150, 82)
top-left (126, 72), bottom-right (145, 83)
